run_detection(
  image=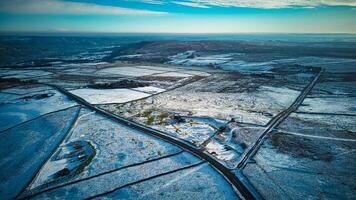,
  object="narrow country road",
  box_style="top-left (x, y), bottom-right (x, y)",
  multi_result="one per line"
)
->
top-left (237, 68), bottom-right (323, 169)
top-left (48, 84), bottom-right (258, 200)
